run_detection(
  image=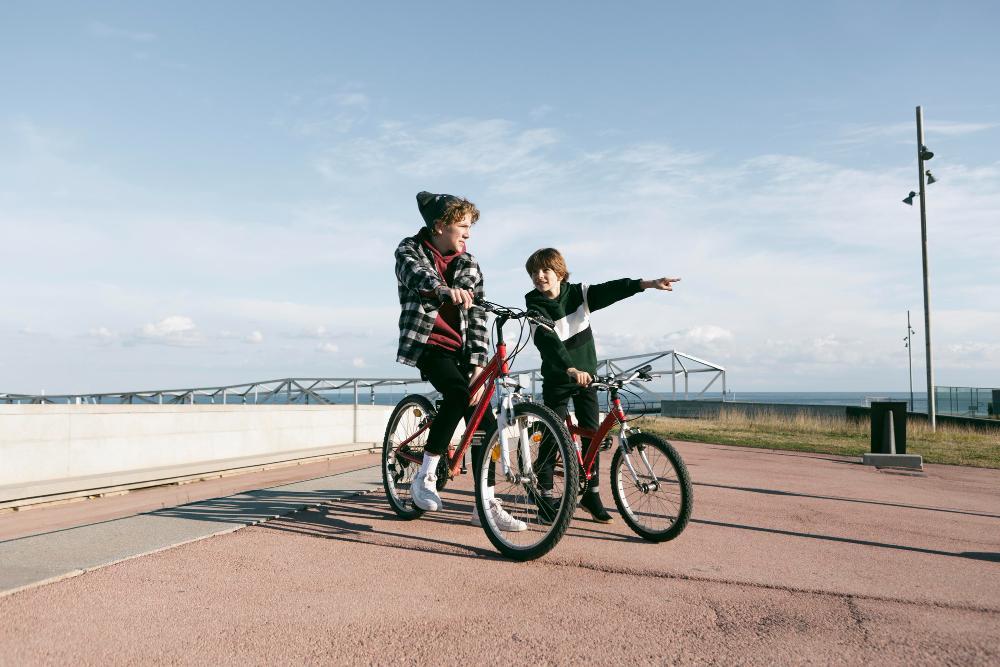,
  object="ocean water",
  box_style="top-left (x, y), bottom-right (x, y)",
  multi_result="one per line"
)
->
top-left (45, 388), bottom-right (990, 418)
top-left (694, 391), bottom-right (929, 413)
top-left (356, 390), bottom-right (932, 413)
